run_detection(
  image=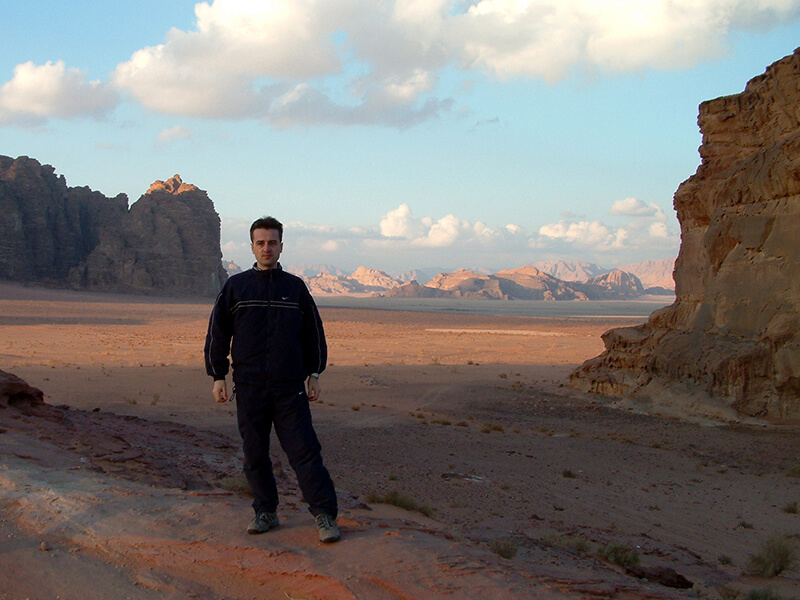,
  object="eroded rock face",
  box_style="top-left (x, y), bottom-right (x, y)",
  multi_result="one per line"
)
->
top-left (70, 175), bottom-right (227, 296)
top-left (0, 156), bottom-right (128, 284)
top-left (0, 157), bottom-right (226, 297)
top-left (570, 49), bottom-right (800, 420)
